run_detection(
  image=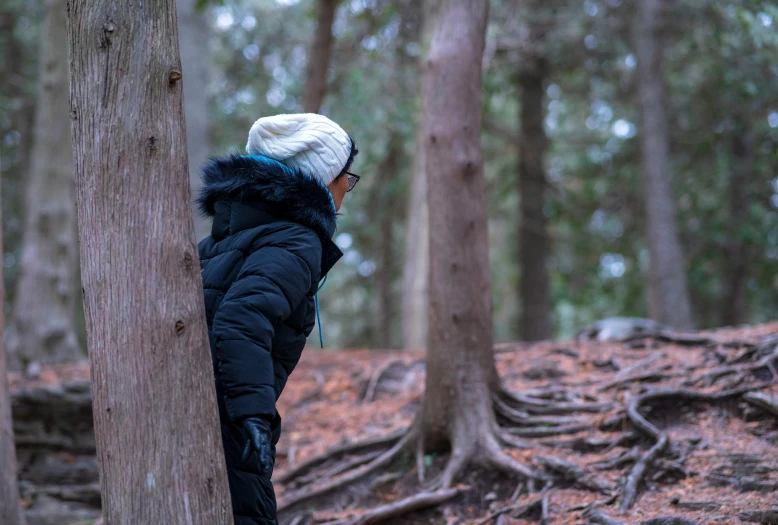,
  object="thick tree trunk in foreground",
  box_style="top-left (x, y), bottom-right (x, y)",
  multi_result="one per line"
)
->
top-left (720, 122), bottom-right (754, 326)
top-left (634, 0), bottom-right (693, 329)
top-left (177, 0), bottom-right (212, 241)
top-left (0, 186), bottom-right (26, 525)
top-left (419, 0), bottom-right (499, 454)
top-left (518, 56), bottom-right (551, 342)
top-left (8, 0), bottom-right (80, 371)
top-left (67, 1), bottom-right (232, 523)
top-left (302, 0), bottom-right (336, 113)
